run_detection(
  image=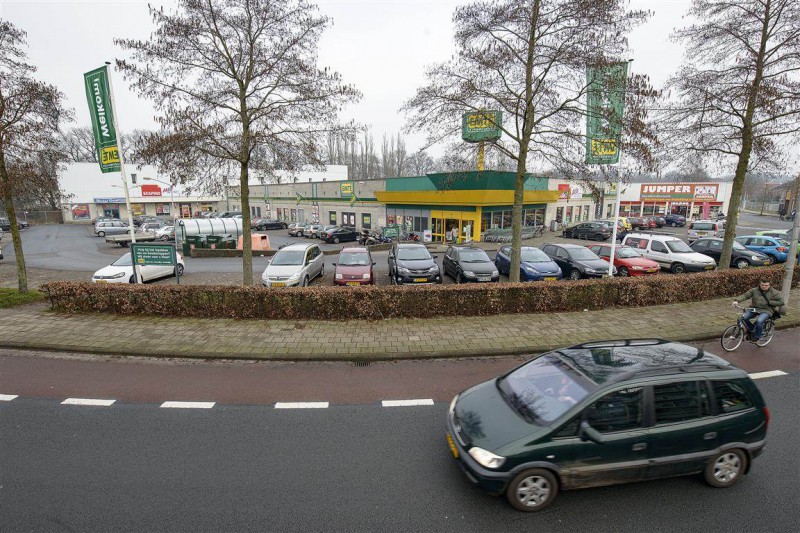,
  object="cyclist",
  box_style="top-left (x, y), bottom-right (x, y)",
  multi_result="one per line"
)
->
top-left (732, 279), bottom-right (785, 341)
